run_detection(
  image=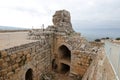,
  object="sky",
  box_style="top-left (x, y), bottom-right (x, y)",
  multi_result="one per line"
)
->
top-left (0, 0), bottom-right (120, 29)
